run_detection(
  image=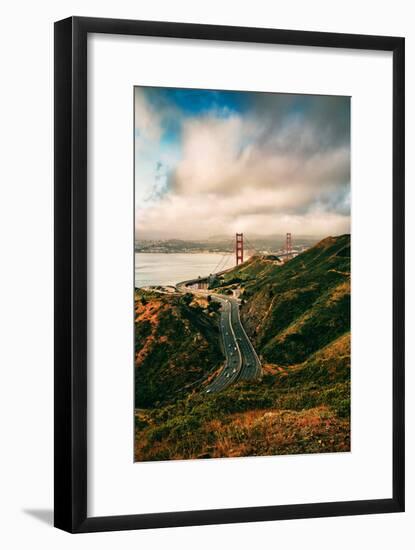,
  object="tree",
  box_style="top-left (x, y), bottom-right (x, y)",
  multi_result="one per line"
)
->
top-left (208, 301), bottom-right (221, 314)
top-left (181, 293), bottom-right (193, 307)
